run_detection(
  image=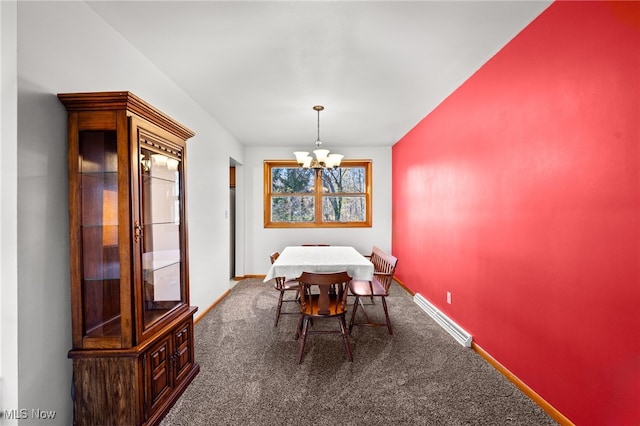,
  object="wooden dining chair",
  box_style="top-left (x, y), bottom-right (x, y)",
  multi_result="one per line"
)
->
top-left (295, 271), bottom-right (353, 364)
top-left (348, 247), bottom-right (398, 335)
top-left (269, 251), bottom-right (299, 326)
